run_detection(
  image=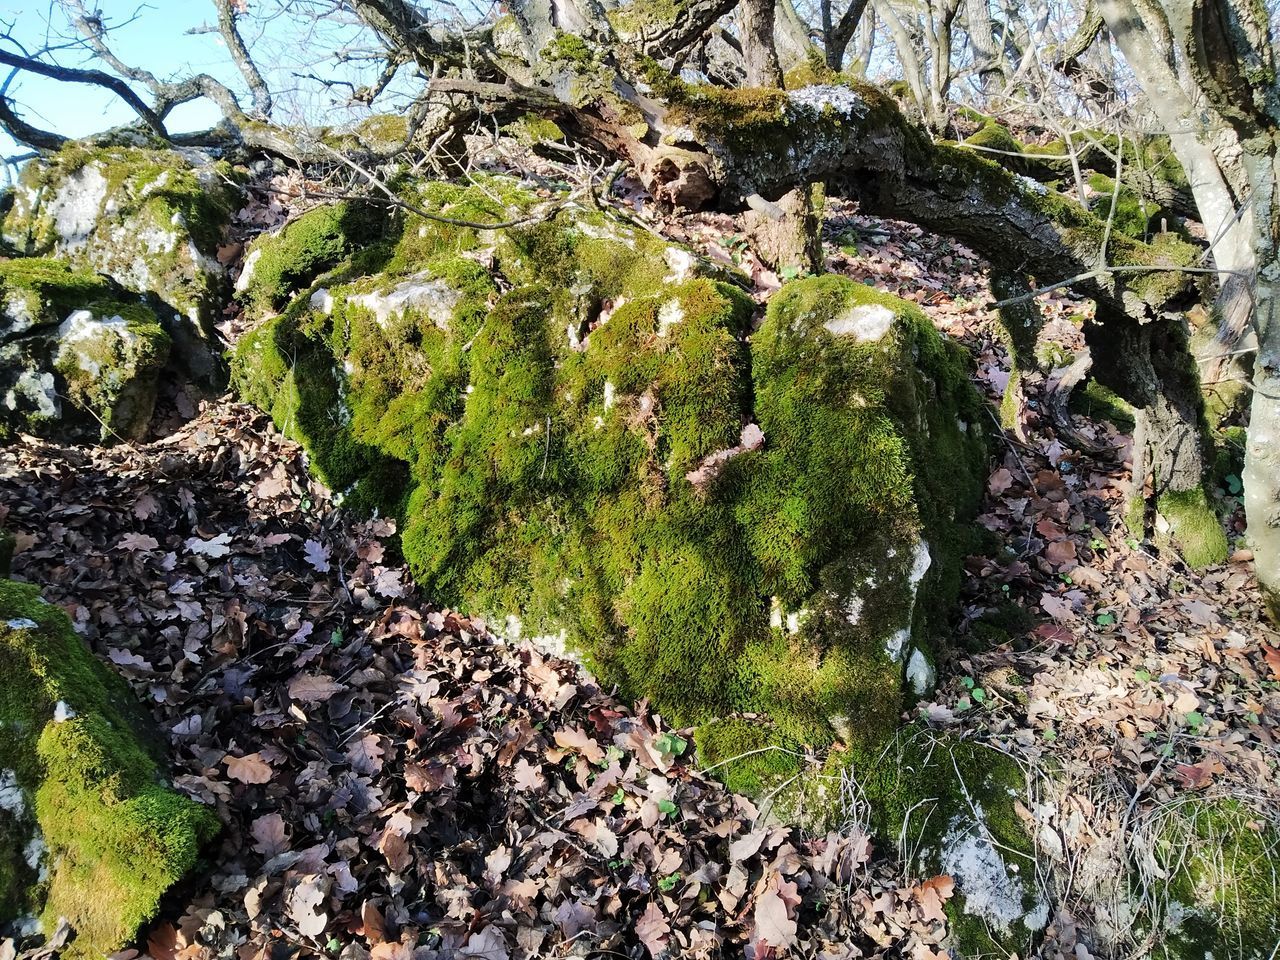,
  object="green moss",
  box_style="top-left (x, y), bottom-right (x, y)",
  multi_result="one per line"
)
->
top-left (240, 201), bottom-right (386, 315)
top-left (234, 192), bottom-right (987, 769)
top-left (1087, 172), bottom-right (1160, 240)
top-left (1070, 378), bottom-right (1136, 430)
top-left (1157, 487), bottom-right (1229, 568)
top-left (0, 580), bottom-right (217, 955)
top-left (355, 114), bottom-right (409, 147)
top-left (694, 718), bottom-right (803, 796)
top-left (964, 121), bottom-right (1024, 157)
top-left (1155, 799), bottom-right (1280, 959)
top-left (504, 113), bottom-right (566, 145)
